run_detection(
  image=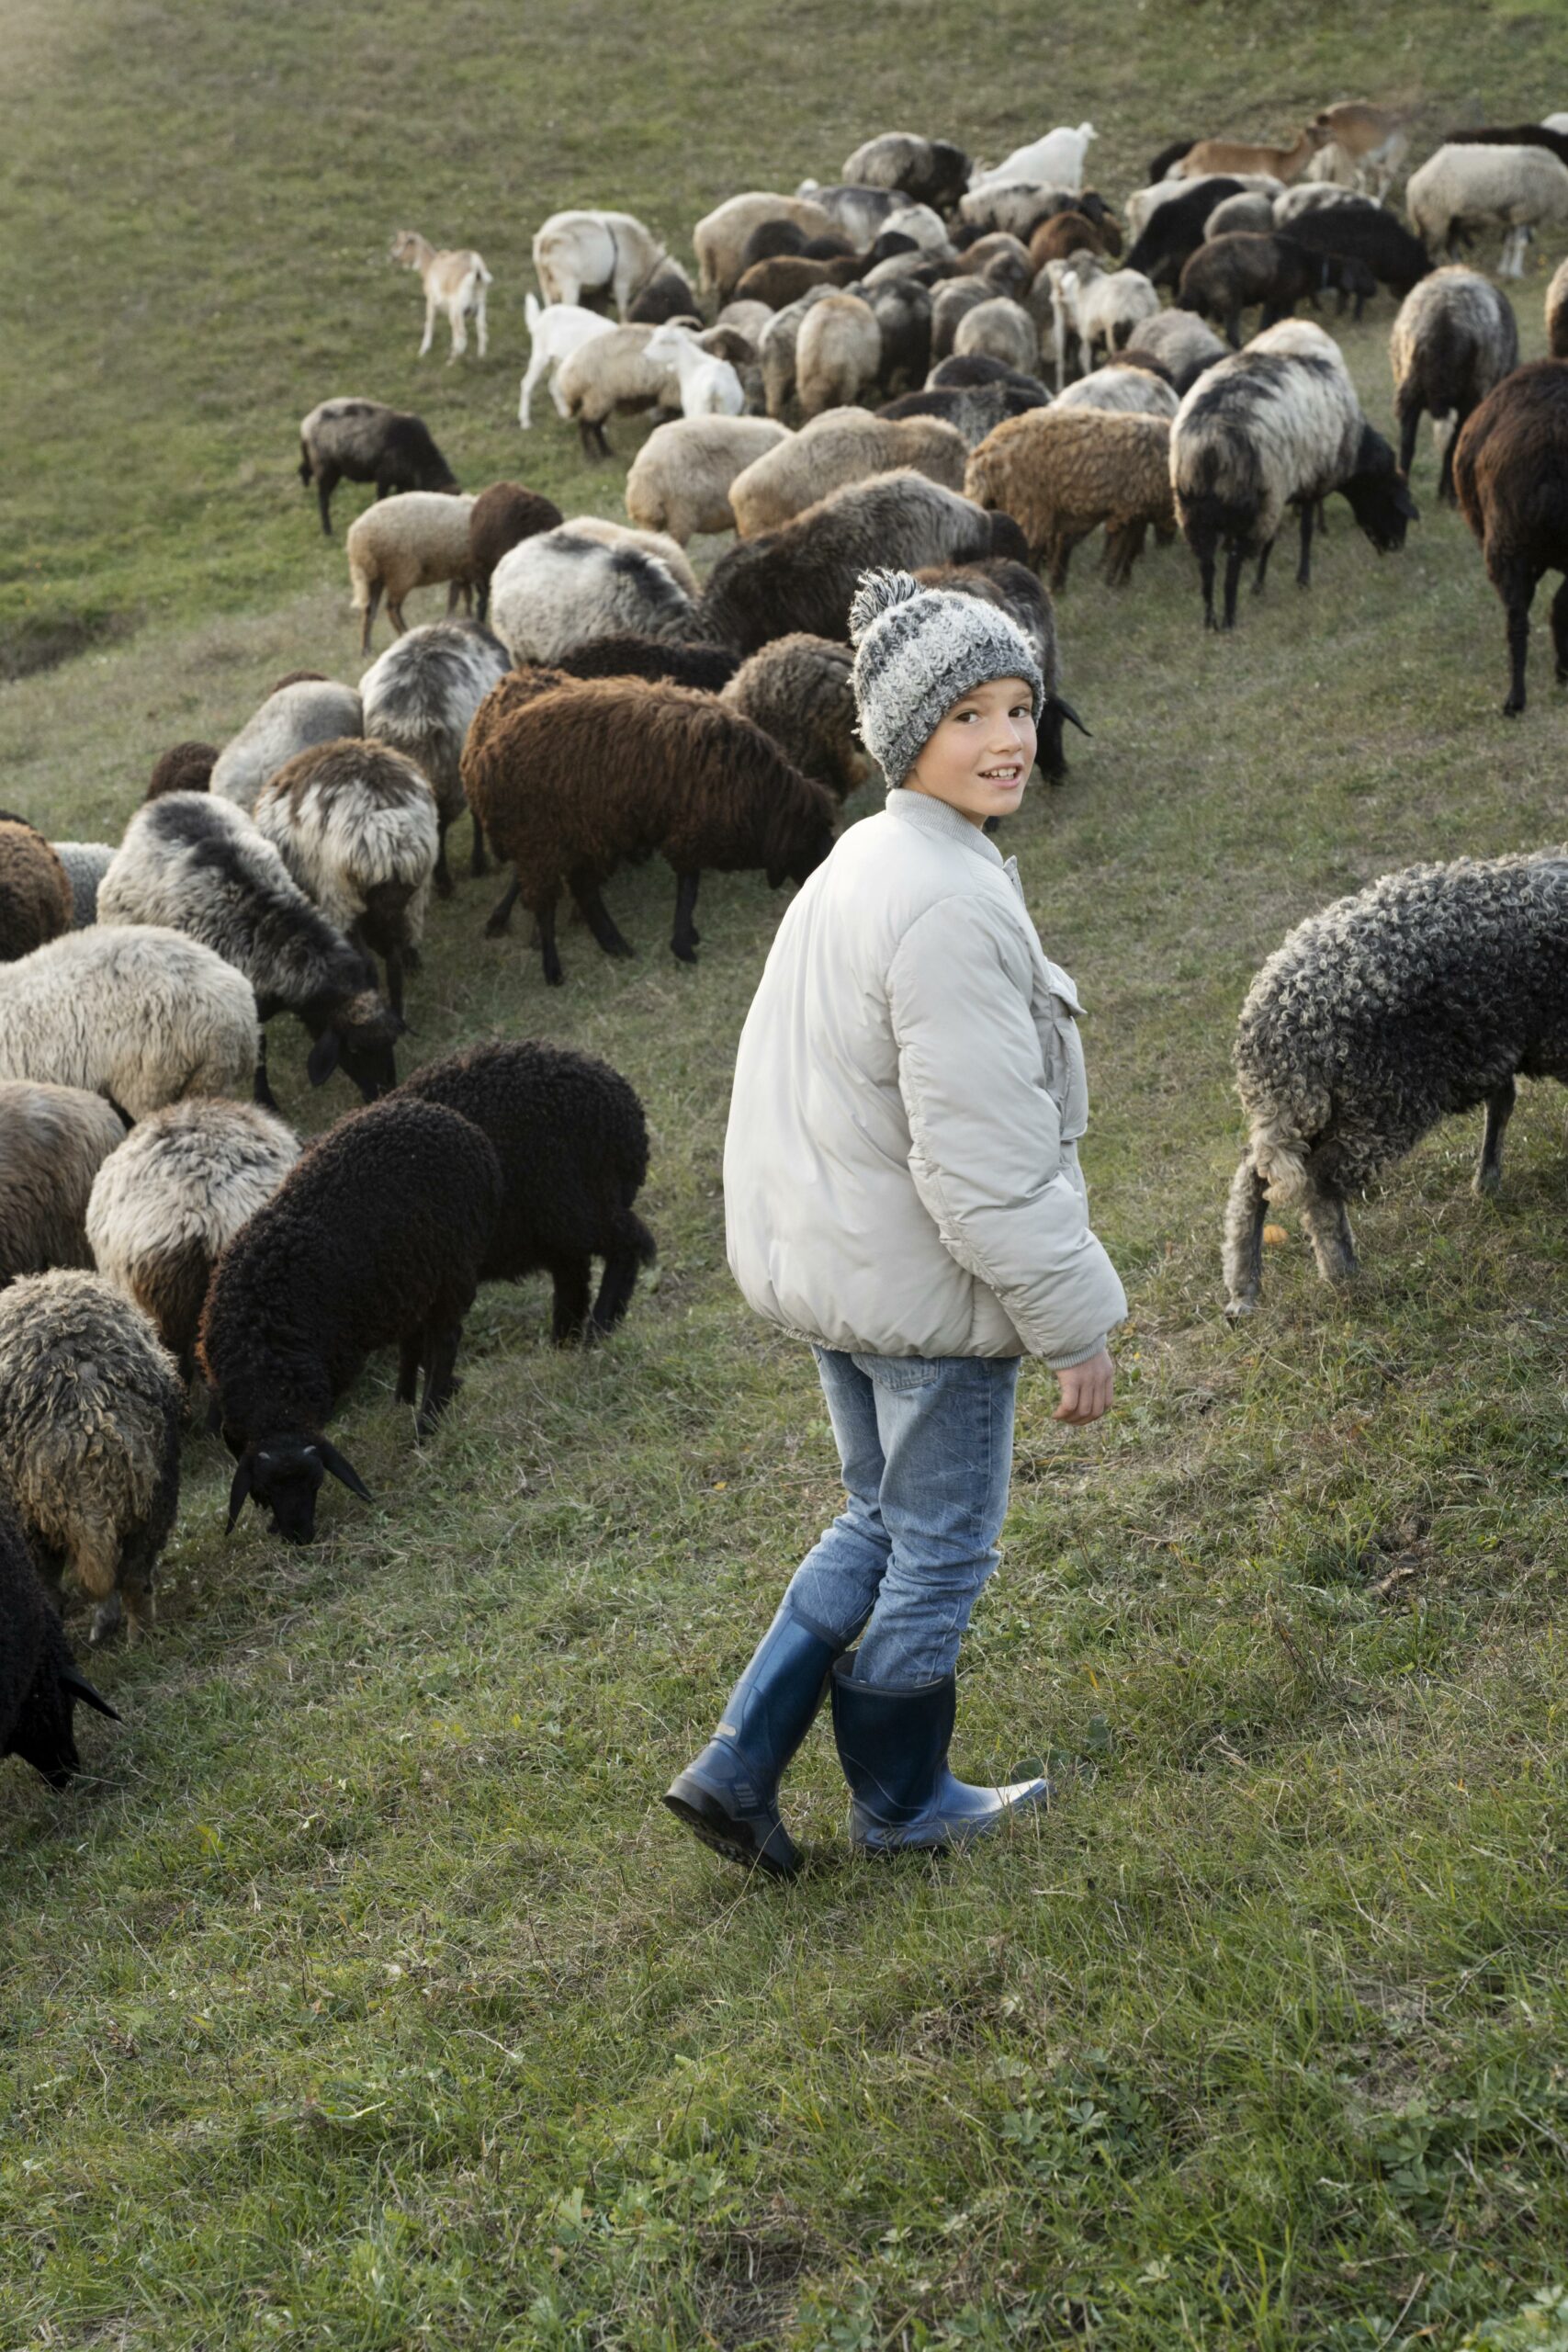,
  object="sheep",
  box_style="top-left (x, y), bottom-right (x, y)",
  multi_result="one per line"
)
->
top-left (554, 324), bottom-right (679, 460)
top-left (517, 295), bottom-right (617, 429)
top-left (0, 1271), bottom-right (181, 1641)
top-left (464, 678), bottom-right (836, 979)
top-left (99, 797), bottom-right (403, 1102)
top-left (927, 354), bottom-right (1044, 392)
top-left (359, 619), bottom-right (509, 891)
top-left (719, 633), bottom-right (869, 798)
top-left (759, 286), bottom-right (839, 416)
top-left (852, 278), bottom-right (930, 401)
top-left (555, 515), bottom-right (701, 599)
top-left (201, 1096), bottom-right (504, 1538)
top-left (345, 492), bottom-right (476, 655)
top-left (878, 378), bottom-right (1050, 448)
top-left (1176, 232), bottom-right (1373, 349)
top-left (0, 927), bottom-right (257, 1116)
top-left (461, 668), bottom-right (573, 781)
top-left (398, 1042), bottom-right (656, 1342)
top-left (795, 292), bottom-right (883, 418)
top-left (700, 470), bottom-right (1004, 655)
top-left (1407, 145), bottom-right (1568, 278)
top-left (489, 528), bottom-right (698, 666)
top-left (43, 844), bottom-right (114, 927)
top-left (640, 323), bottom-right (745, 419)
top-left (0, 820), bottom-right (73, 960)
top-left (532, 209), bottom-right (666, 315)
top-left (1390, 267), bottom-right (1519, 504)
top-left (1205, 191), bottom-right (1277, 240)
top-left (254, 741), bottom-right (439, 1016)
top-left (149, 741), bottom-right (218, 798)
top-left (1125, 175), bottom-right (1250, 284)
top-left (841, 134), bottom-right (972, 215)
top-left (556, 634), bottom-right (739, 690)
top-left (1454, 360), bottom-right (1568, 716)
top-left (973, 124), bottom-right (1097, 196)
top-left (951, 232), bottom-right (1035, 304)
top-left (212, 681), bottom-right (364, 816)
top-left (0, 1081), bottom-right (126, 1290)
top-left (931, 277), bottom-right (996, 361)
top-left (965, 408), bottom-right (1176, 589)
top-left (626, 260), bottom-right (700, 323)
top-left (466, 483), bottom-right (565, 620)
top-left (0, 1494), bottom-right (119, 1787)
top-left (1055, 365), bottom-right (1179, 418)
top-left (1549, 256), bottom-right (1568, 356)
top-left (1273, 183), bottom-right (1377, 225)
top-left (1055, 256), bottom-right (1160, 378)
top-left (728, 411), bottom-right (968, 537)
top-left (735, 254), bottom-right (856, 311)
top-left (625, 414), bottom-right (792, 543)
top-left (1440, 124), bottom-right (1568, 171)
top-left (1171, 339), bottom-right (1417, 629)
top-left (1123, 308), bottom-right (1229, 393)
top-left (1175, 125), bottom-right (1327, 184)
top-left (389, 230), bottom-right (491, 360)
top-left (1309, 104), bottom-right (1410, 201)
top-left (86, 1101), bottom-right (299, 1381)
top-left (717, 299), bottom-right (775, 347)
top-left (1277, 204), bottom-right (1432, 300)
top-left (953, 295), bottom-right (1040, 376)
top-left (694, 193), bottom-right (838, 301)
top-left (297, 398), bottom-right (458, 537)
top-left (1223, 851), bottom-right (1568, 1315)
top-left (1030, 209), bottom-right (1120, 266)
top-left (795, 184), bottom-right (937, 253)
top-left (739, 218), bottom-right (815, 273)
